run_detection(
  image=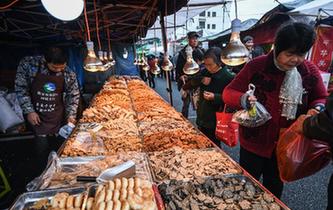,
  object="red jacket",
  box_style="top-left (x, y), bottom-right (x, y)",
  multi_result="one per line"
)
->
top-left (223, 51), bottom-right (327, 158)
